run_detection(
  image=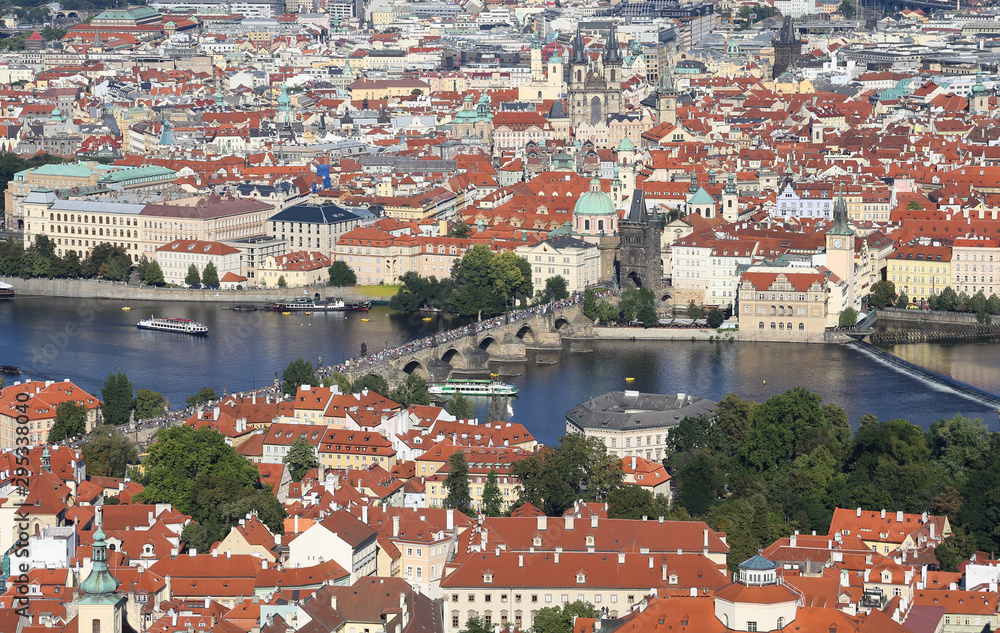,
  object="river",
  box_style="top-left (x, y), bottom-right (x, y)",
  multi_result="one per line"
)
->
top-left (1, 296), bottom-right (998, 445)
